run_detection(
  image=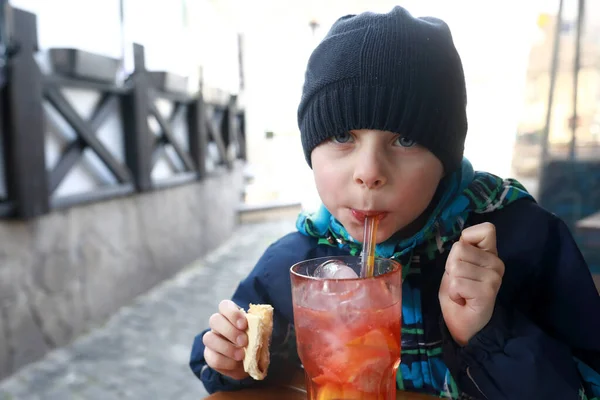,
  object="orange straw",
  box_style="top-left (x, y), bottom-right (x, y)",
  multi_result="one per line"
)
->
top-left (360, 216), bottom-right (379, 278)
